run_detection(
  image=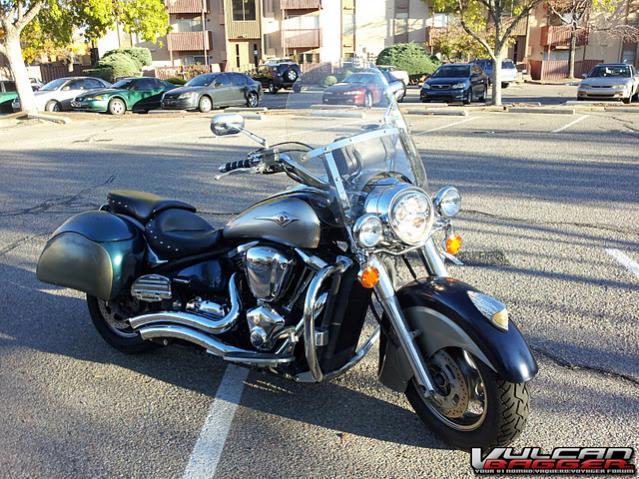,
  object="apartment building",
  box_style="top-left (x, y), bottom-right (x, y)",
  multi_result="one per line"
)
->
top-left (98, 0), bottom-right (430, 73)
